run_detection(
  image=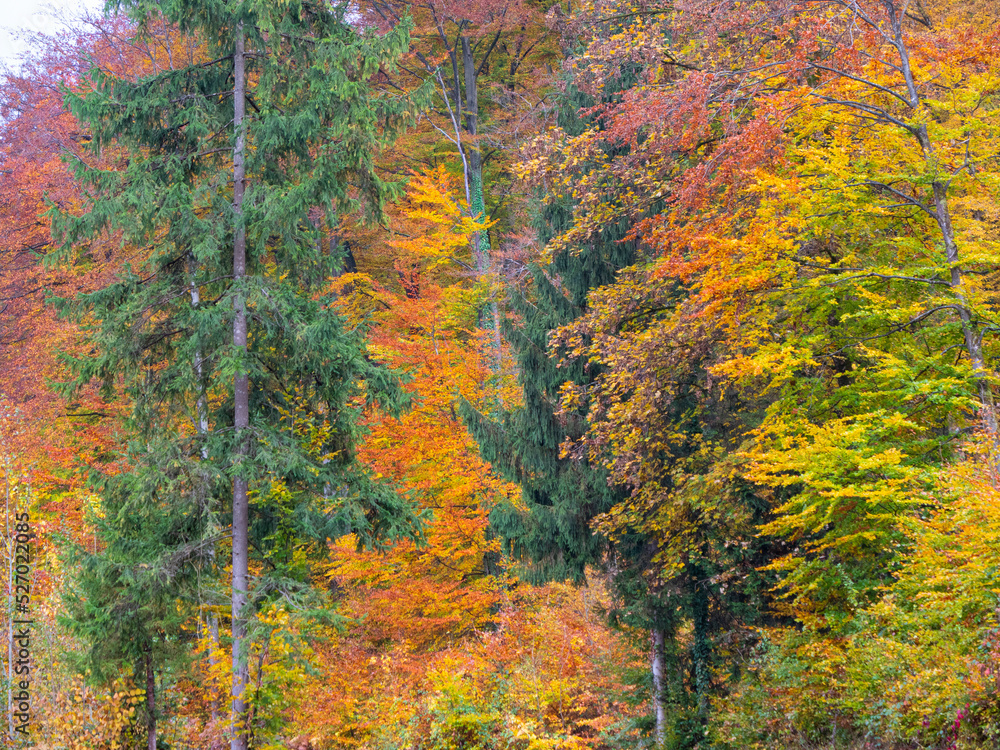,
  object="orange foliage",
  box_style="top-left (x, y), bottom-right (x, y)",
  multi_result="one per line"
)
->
top-left (274, 169), bottom-right (640, 748)
top-left (0, 16), bottom-right (202, 490)
top-left (295, 581), bottom-right (643, 750)
top-left (329, 167), bottom-right (514, 652)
